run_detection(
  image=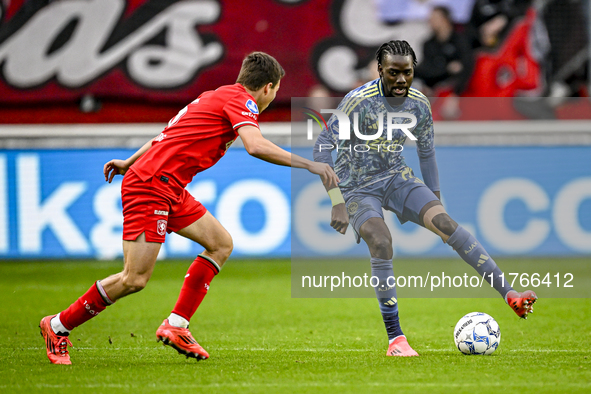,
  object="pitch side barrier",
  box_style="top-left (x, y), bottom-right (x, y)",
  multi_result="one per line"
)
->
top-left (1, 120), bottom-right (590, 148)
